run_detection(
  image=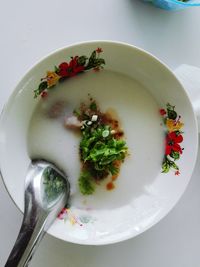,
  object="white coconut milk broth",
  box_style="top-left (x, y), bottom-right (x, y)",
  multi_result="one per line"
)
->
top-left (28, 70), bottom-right (163, 210)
